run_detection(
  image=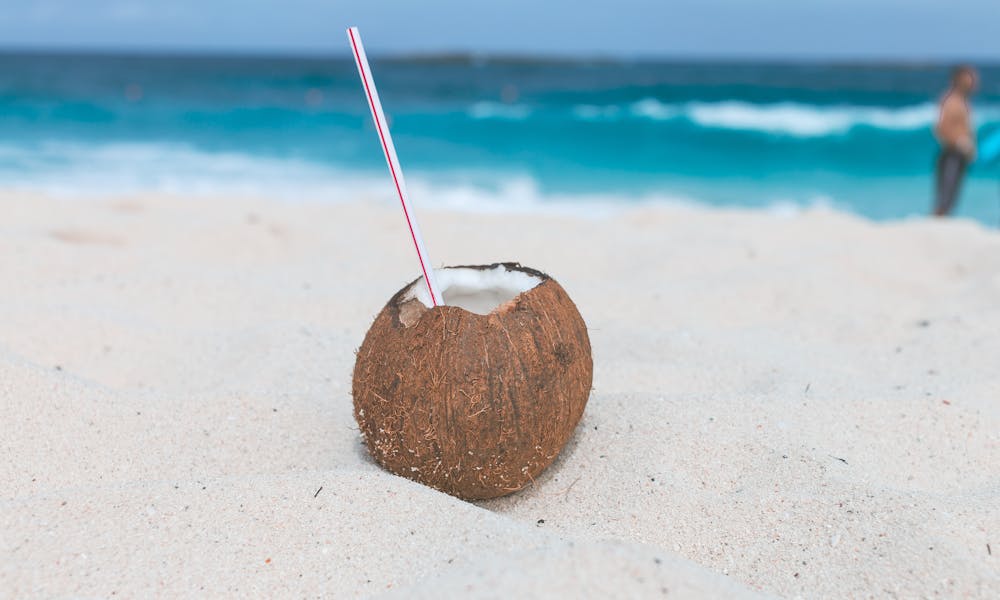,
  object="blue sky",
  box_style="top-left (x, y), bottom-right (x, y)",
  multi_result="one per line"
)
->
top-left (0, 0), bottom-right (997, 60)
